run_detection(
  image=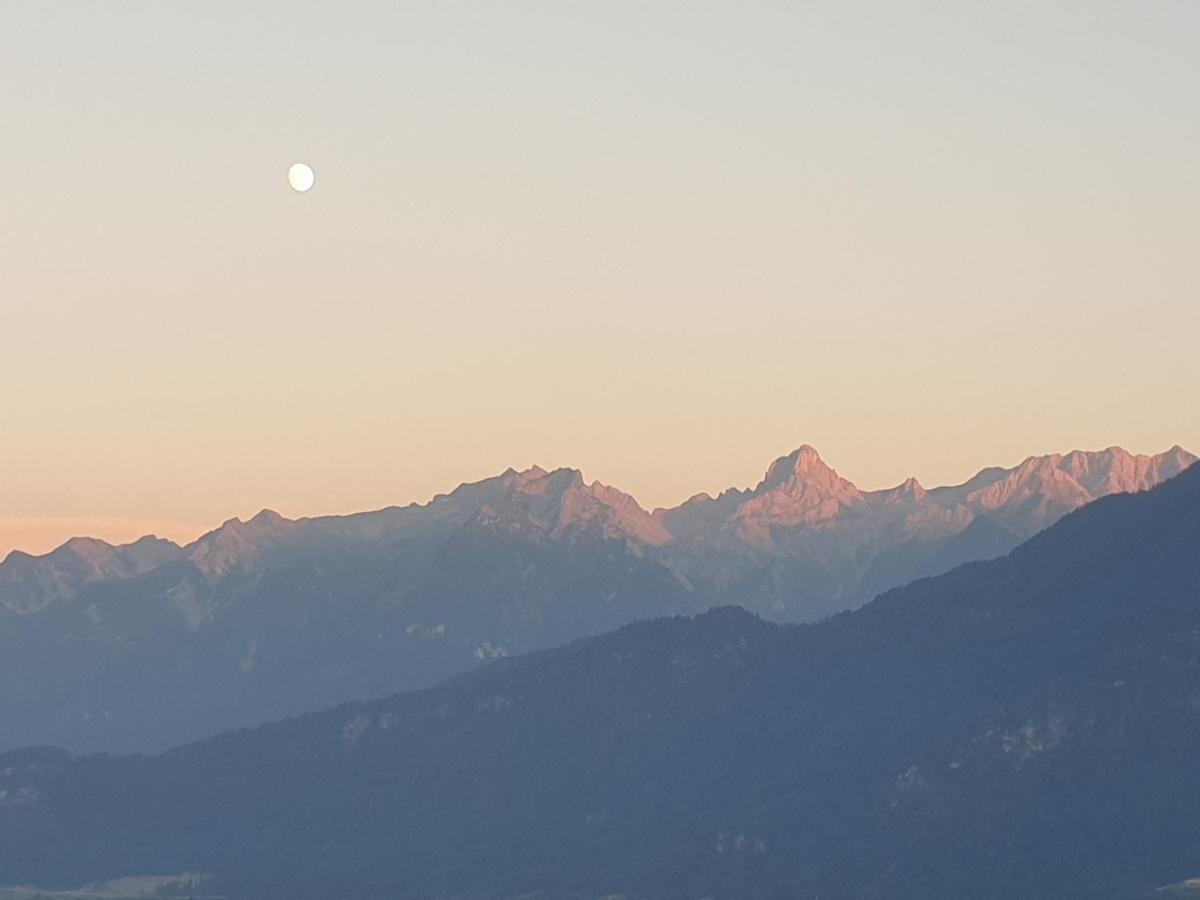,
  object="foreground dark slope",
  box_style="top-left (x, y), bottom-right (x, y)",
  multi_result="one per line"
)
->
top-left (2, 466), bottom-right (1199, 898)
